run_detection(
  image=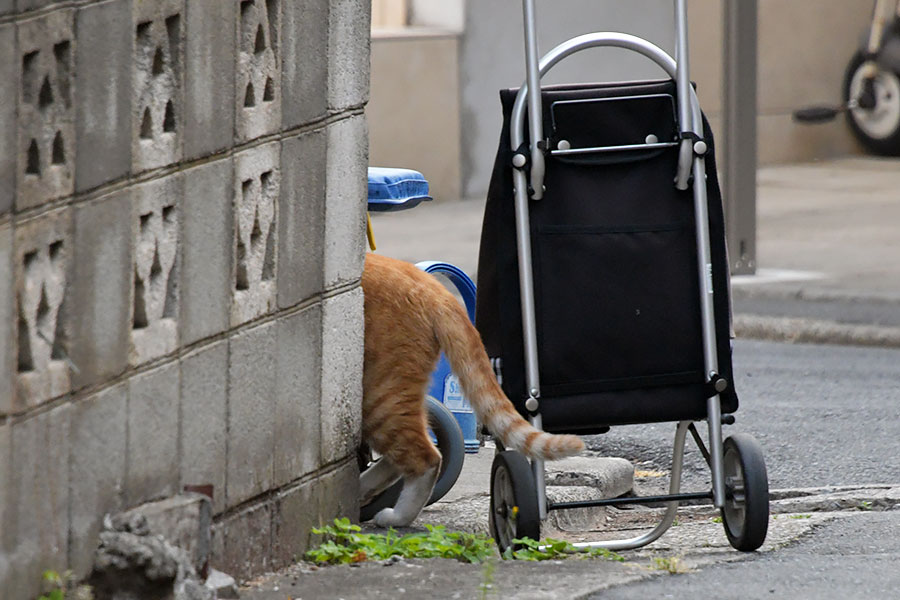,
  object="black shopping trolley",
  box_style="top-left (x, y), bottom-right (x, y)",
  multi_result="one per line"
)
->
top-left (475, 0), bottom-right (770, 553)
